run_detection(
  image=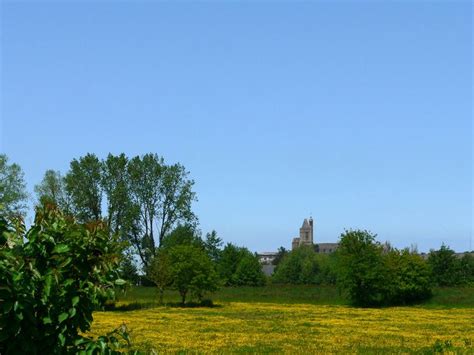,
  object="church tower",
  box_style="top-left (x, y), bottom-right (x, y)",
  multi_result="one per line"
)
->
top-left (299, 218), bottom-right (313, 246)
top-left (292, 216), bottom-right (315, 250)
